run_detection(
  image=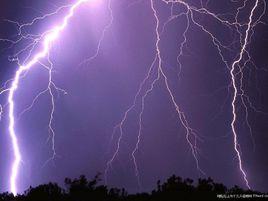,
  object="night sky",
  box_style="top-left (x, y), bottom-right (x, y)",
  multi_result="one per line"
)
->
top-left (0, 0), bottom-right (268, 194)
